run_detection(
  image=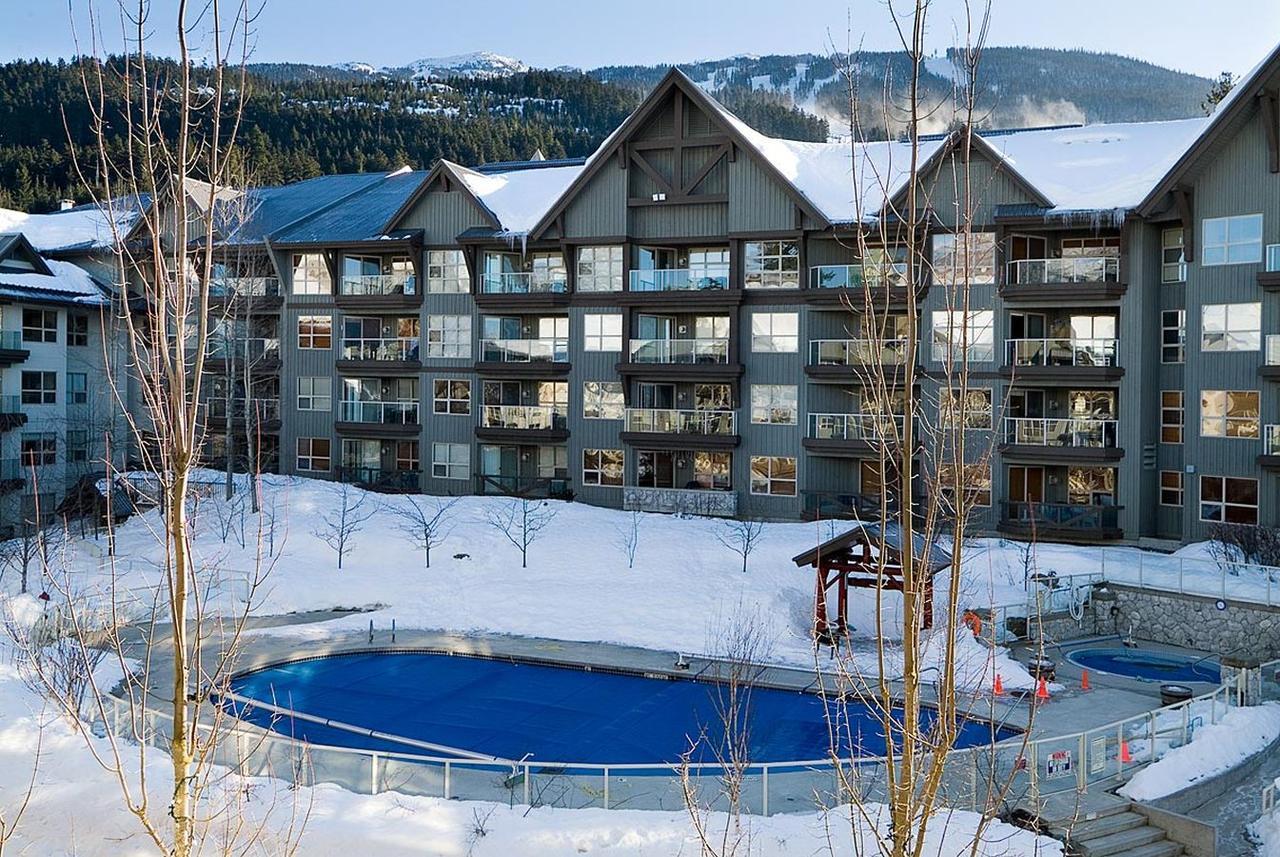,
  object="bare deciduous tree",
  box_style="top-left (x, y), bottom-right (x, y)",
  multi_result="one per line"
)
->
top-left (486, 498), bottom-right (557, 569)
top-left (389, 494), bottom-right (461, 570)
top-left (312, 483), bottom-right (376, 570)
top-left (713, 518), bottom-right (765, 575)
top-left (612, 509), bottom-right (644, 570)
